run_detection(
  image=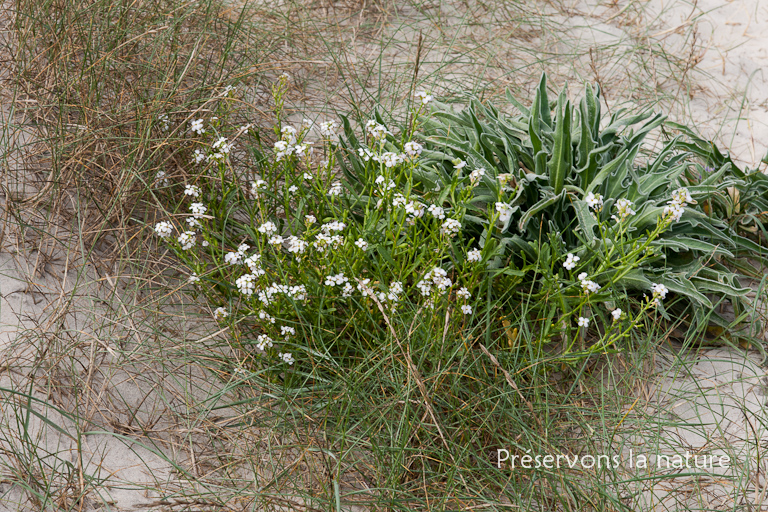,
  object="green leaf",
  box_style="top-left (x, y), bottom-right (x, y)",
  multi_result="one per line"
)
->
top-left (548, 92), bottom-right (571, 194)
